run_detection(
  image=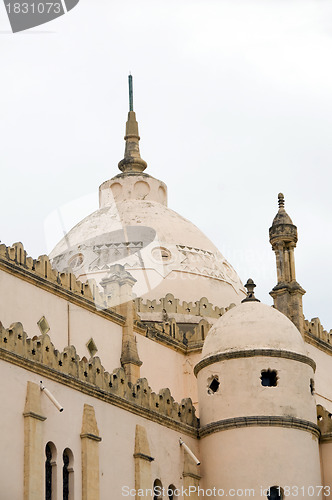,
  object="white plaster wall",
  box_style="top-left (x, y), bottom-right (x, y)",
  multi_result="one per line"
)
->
top-left (0, 359), bottom-right (200, 500)
top-left (137, 334), bottom-right (198, 405)
top-left (200, 427), bottom-right (322, 496)
top-left (67, 303), bottom-right (122, 368)
top-left (306, 343), bottom-right (332, 412)
top-left (198, 357), bottom-right (316, 426)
